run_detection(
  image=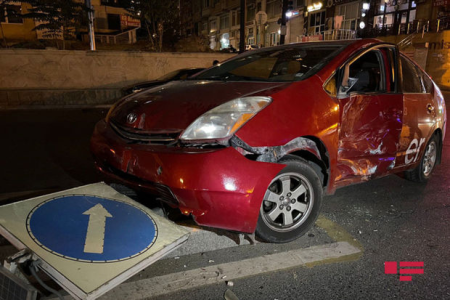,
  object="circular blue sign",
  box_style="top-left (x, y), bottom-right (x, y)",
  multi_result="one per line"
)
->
top-left (27, 195), bottom-right (158, 262)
